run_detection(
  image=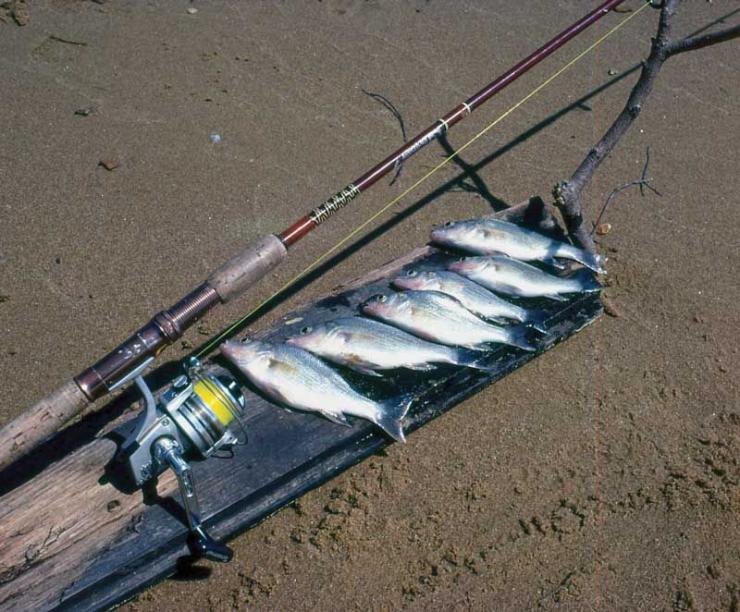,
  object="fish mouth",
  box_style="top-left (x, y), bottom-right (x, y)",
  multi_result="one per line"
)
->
top-left (392, 276), bottom-right (420, 290)
top-left (360, 301), bottom-right (383, 317)
top-left (430, 228), bottom-right (448, 244)
top-left (221, 339), bottom-right (259, 362)
top-left (284, 336), bottom-right (305, 348)
top-left (448, 258), bottom-right (477, 273)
